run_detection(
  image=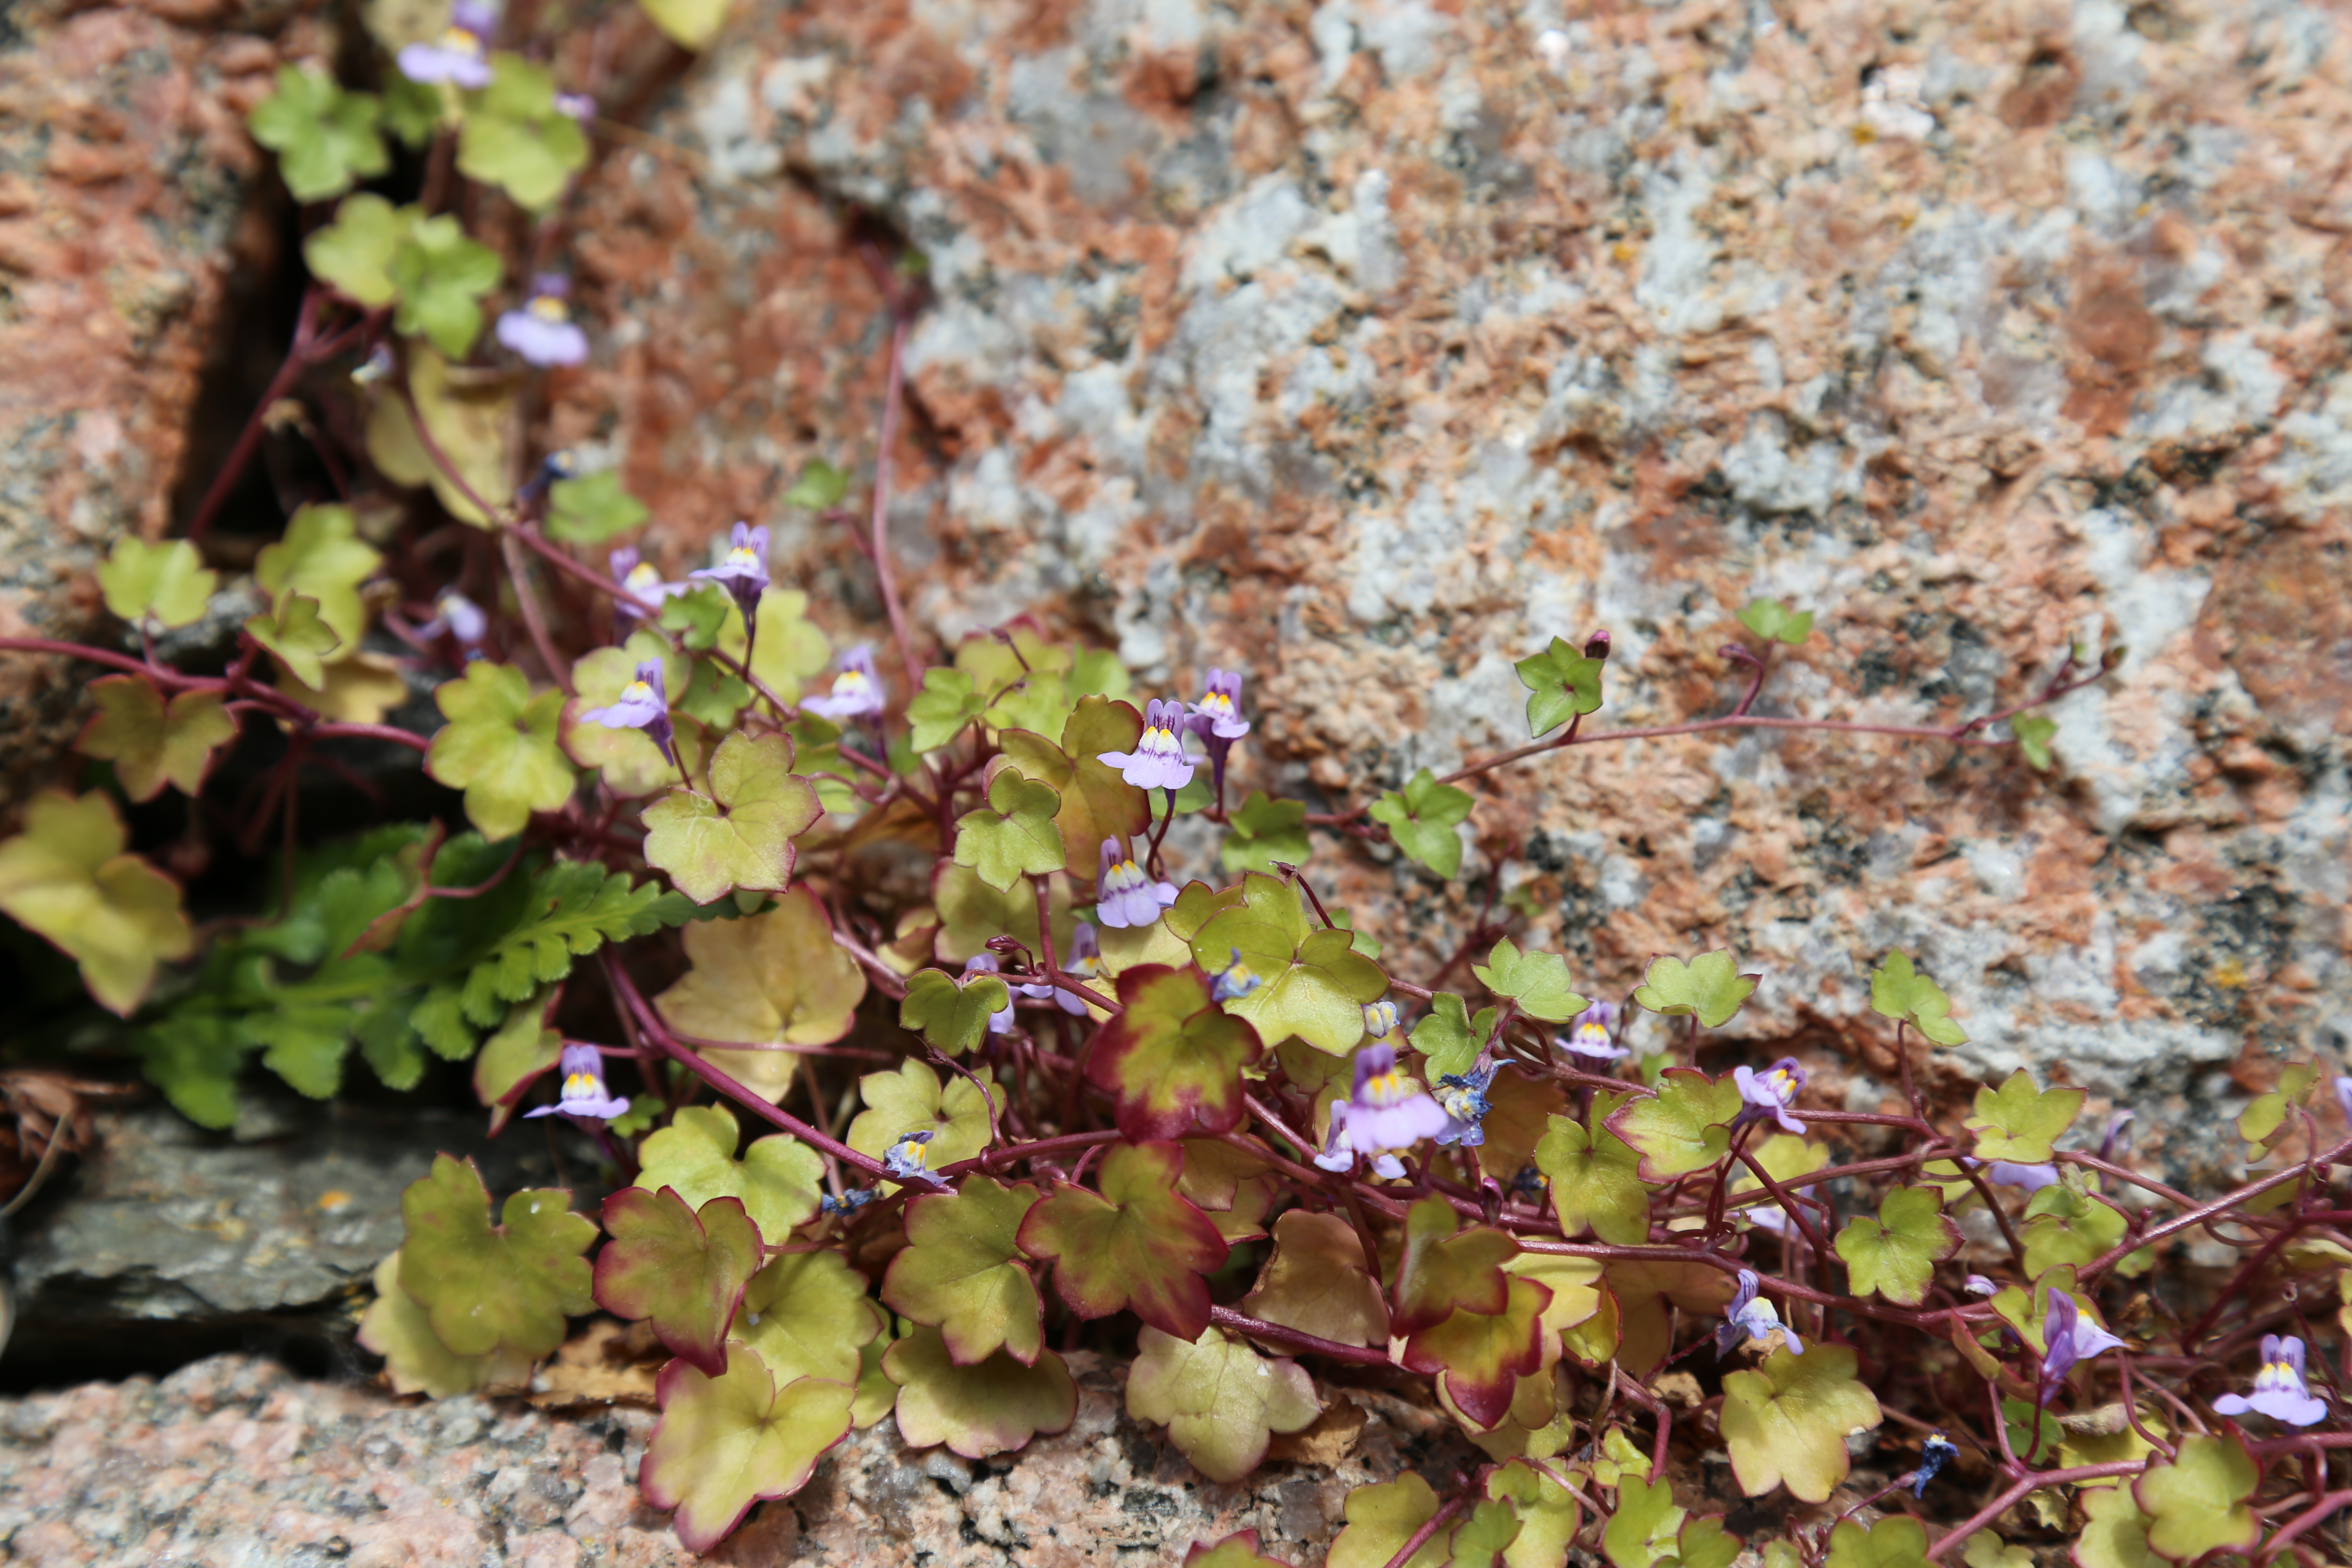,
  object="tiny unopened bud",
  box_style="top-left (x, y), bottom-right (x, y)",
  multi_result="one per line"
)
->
top-left (1583, 630), bottom-right (1611, 661)
top-left (2101, 644), bottom-right (2127, 671)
